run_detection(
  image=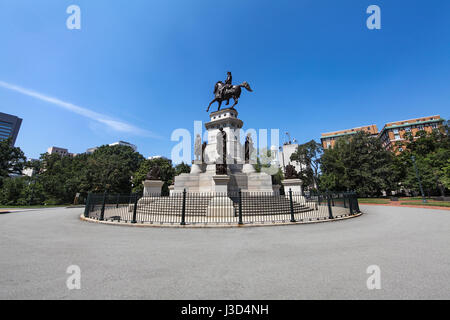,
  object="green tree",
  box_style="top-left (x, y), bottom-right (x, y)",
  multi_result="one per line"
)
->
top-left (84, 145), bottom-right (145, 195)
top-left (396, 126), bottom-right (449, 196)
top-left (0, 138), bottom-right (26, 184)
top-left (290, 140), bottom-right (323, 189)
top-left (132, 157), bottom-right (175, 195)
top-left (175, 162), bottom-right (191, 175)
top-left (320, 132), bottom-right (394, 196)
